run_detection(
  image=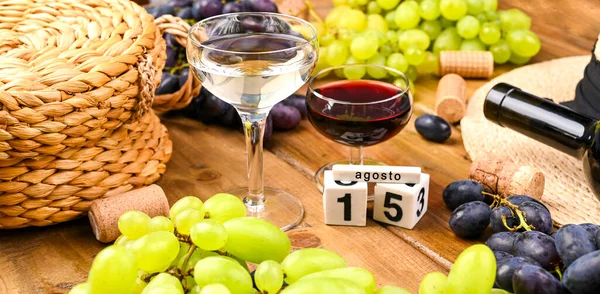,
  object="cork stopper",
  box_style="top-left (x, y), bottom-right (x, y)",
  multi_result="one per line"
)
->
top-left (88, 184), bottom-right (170, 243)
top-left (439, 51), bottom-right (494, 79)
top-left (435, 74), bottom-right (467, 123)
top-left (469, 156), bottom-right (545, 200)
